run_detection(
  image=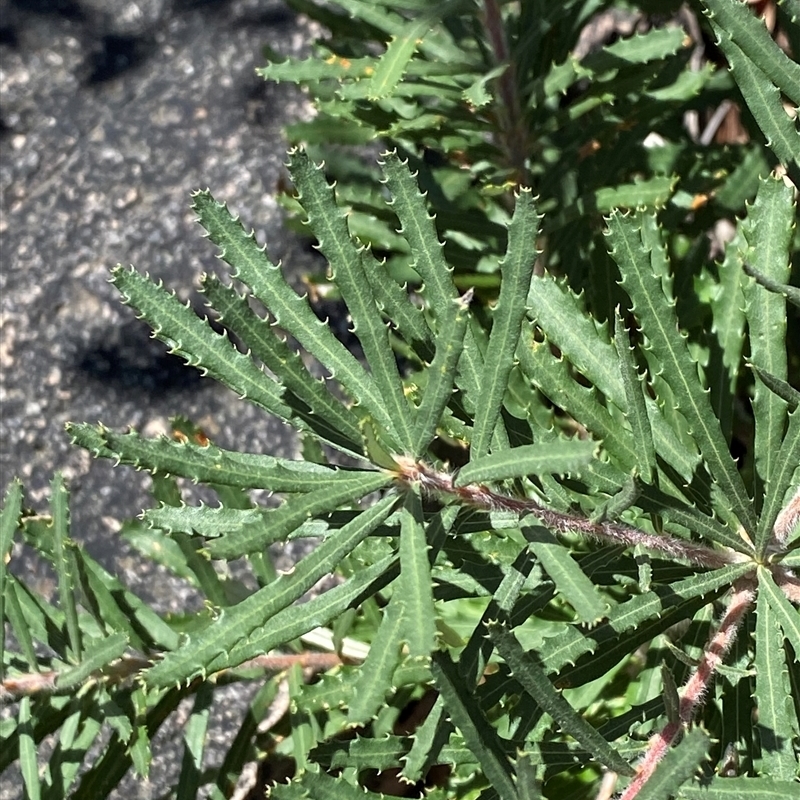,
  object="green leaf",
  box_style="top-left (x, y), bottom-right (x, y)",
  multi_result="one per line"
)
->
top-left (204, 472), bottom-right (392, 559)
top-left (347, 597), bottom-right (405, 725)
top-left (455, 439), bottom-right (596, 486)
top-left (679, 776), bottom-right (800, 799)
top-left (744, 264), bottom-right (800, 311)
top-left (50, 474), bottom-right (81, 662)
top-left (606, 210), bottom-right (756, 534)
top-left (201, 275), bottom-right (365, 455)
top-left (54, 632), bottom-right (129, 692)
top-left (522, 526), bottom-right (608, 624)
top-left (110, 265), bottom-right (301, 422)
top-left (0, 479), bottom-right (23, 681)
top-left (471, 190), bottom-right (541, 458)
top-left (615, 310), bottom-right (656, 480)
top-left (410, 289), bottom-right (471, 457)
top-left (431, 651), bottom-right (517, 800)
top-left (759, 405), bottom-right (800, 550)
top-left (398, 487), bottom-right (436, 658)
top-left (759, 567), bottom-right (800, 656)
top-left (19, 696), bottom-right (41, 800)
top-left (702, 0), bottom-right (800, 105)
top-left (67, 423), bottom-right (356, 492)
top-left (144, 495), bottom-right (397, 687)
top-left (740, 175), bottom-right (793, 537)
top-left (400, 695), bottom-right (451, 781)
top-left (289, 148), bottom-right (413, 450)
top-left (191, 190), bottom-right (391, 441)
top-left (486, 621), bottom-right (633, 776)
top-left (176, 681), bottom-right (214, 800)
top-left (708, 21), bottom-right (800, 182)
top-left (754, 581), bottom-right (797, 780)
top-left (368, 15), bottom-right (432, 100)
top-left (634, 726), bottom-right (709, 800)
